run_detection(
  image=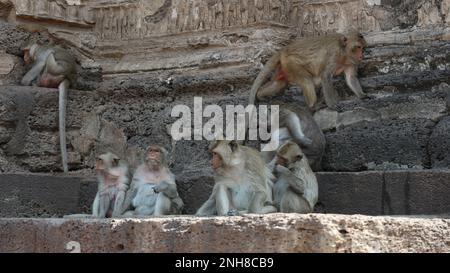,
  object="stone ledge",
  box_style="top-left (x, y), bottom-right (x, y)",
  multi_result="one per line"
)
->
top-left (0, 214), bottom-right (449, 253)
